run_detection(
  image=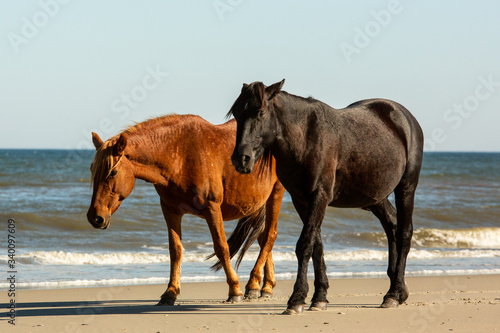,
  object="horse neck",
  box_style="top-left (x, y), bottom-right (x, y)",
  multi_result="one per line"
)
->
top-left (270, 94), bottom-right (319, 162)
top-left (125, 133), bottom-right (171, 186)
